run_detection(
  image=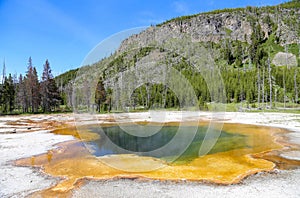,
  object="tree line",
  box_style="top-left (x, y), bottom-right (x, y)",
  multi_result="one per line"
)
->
top-left (57, 38), bottom-right (299, 113)
top-left (0, 57), bottom-right (61, 114)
